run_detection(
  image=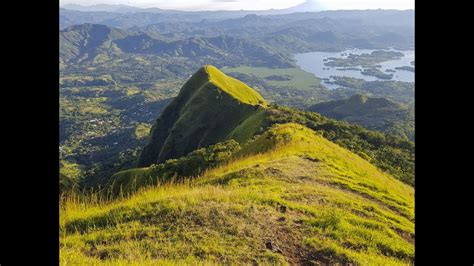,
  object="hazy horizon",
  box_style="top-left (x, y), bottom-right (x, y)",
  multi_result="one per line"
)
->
top-left (59, 0), bottom-right (414, 12)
